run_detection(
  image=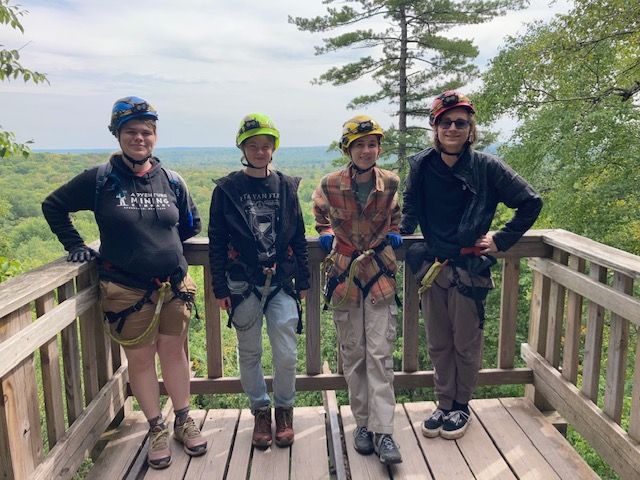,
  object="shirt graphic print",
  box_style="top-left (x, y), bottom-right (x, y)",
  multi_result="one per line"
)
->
top-left (239, 174), bottom-right (281, 265)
